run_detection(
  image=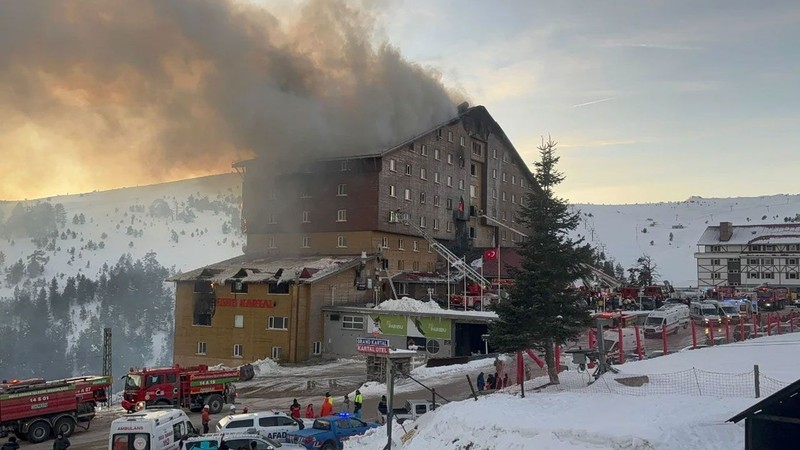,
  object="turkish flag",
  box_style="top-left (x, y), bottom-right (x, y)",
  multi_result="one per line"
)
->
top-left (483, 248), bottom-right (498, 262)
